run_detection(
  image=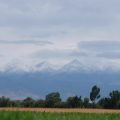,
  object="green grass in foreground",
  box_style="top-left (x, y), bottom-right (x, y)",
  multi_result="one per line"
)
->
top-left (0, 111), bottom-right (119, 120)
